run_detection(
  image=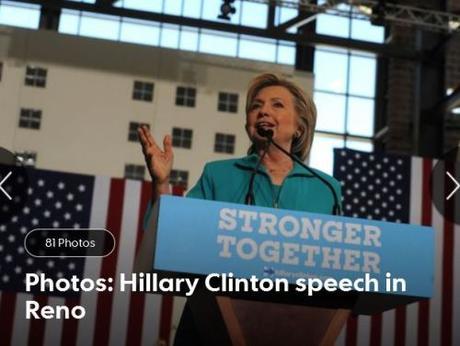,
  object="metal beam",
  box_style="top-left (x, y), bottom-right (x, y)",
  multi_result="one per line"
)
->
top-left (246, 0), bottom-right (460, 33)
top-left (39, 5), bottom-right (61, 30)
top-left (95, 0), bottom-right (117, 5)
top-left (430, 86), bottom-right (460, 118)
top-left (293, 2), bottom-right (316, 72)
top-left (277, 13), bottom-right (317, 31)
top-left (267, 0), bottom-right (276, 30)
top-left (443, 87), bottom-right (460, 112)
top-left (276, 0), bottom-right (343, 31)
top-left (6, 0), bottom-right (422, 60)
